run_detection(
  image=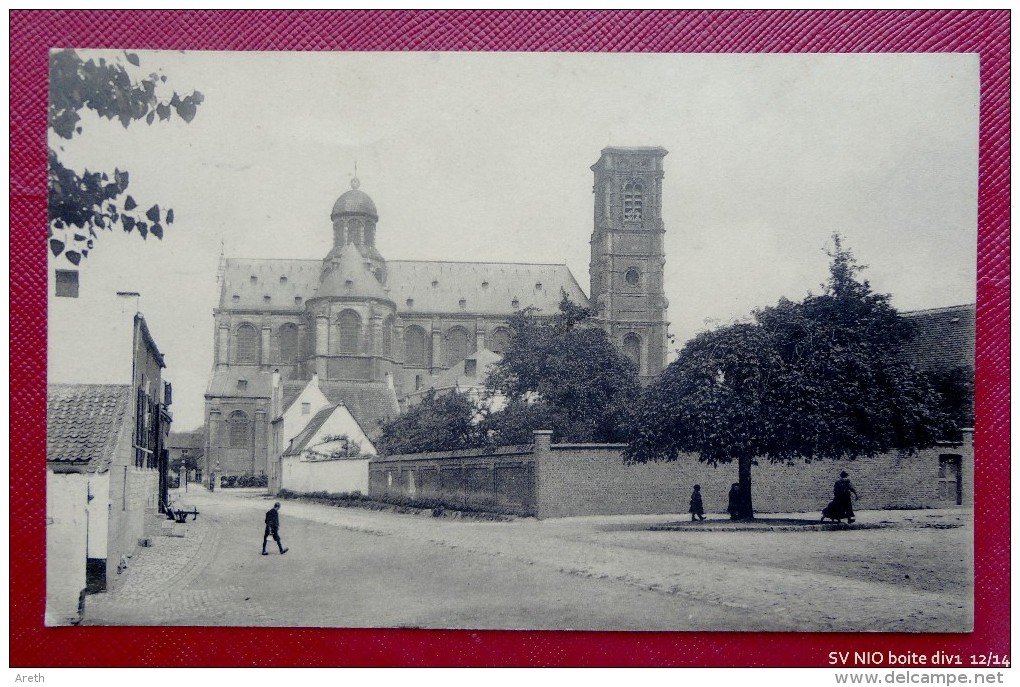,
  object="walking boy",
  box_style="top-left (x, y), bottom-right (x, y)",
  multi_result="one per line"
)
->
top-left (262, 502), bottom-right (289, 555)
